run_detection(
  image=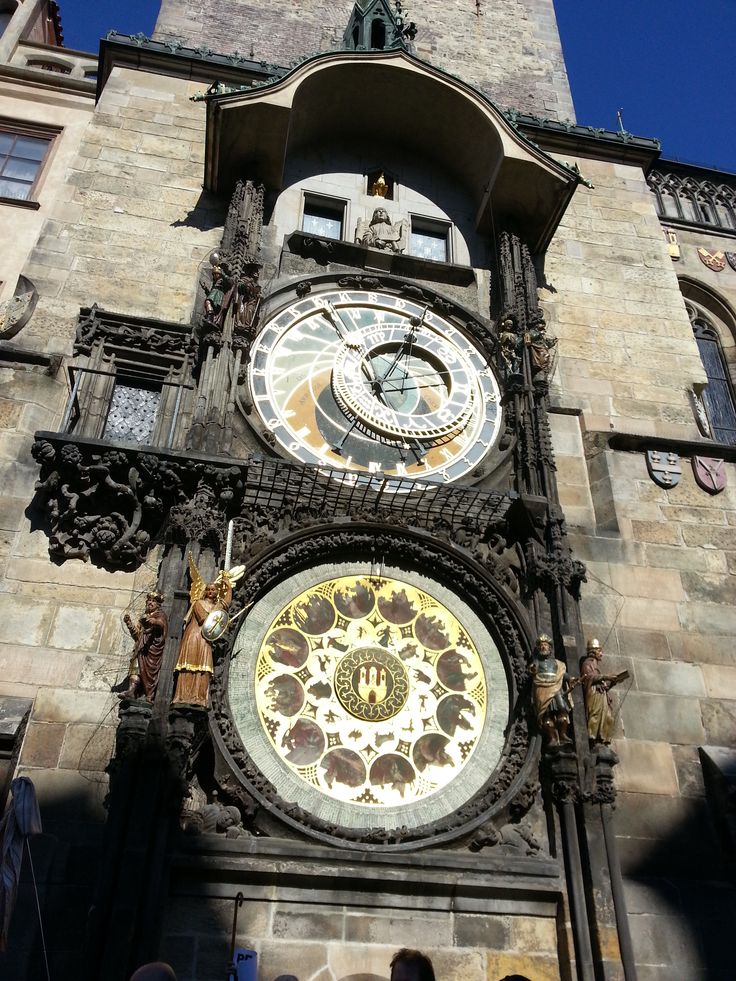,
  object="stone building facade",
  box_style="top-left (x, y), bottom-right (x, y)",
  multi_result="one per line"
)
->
top-left (0, 3), bottom-right (734, 981)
